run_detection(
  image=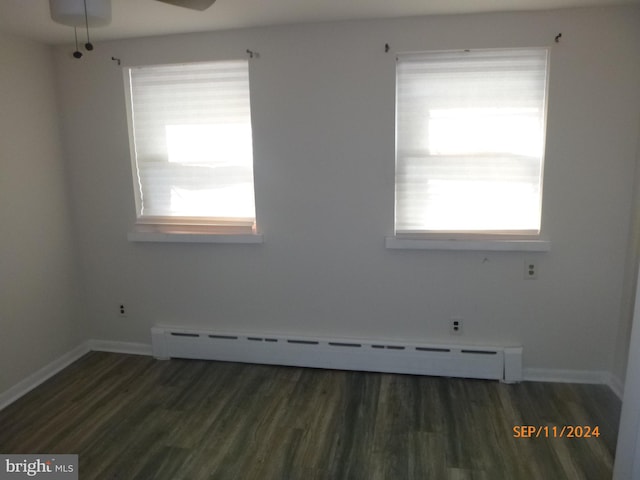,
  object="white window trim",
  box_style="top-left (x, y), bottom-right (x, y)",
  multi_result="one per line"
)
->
top-left (128, 230), bottom-right (263, 244)
top-left (123, 60), bottom-right (258, 239)
top-left (393, 48), bottom-right (550, 242)
top-left (127, 221), bottom-right (263, 244)
top-left (385, 236), bottom-right (550, 252)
